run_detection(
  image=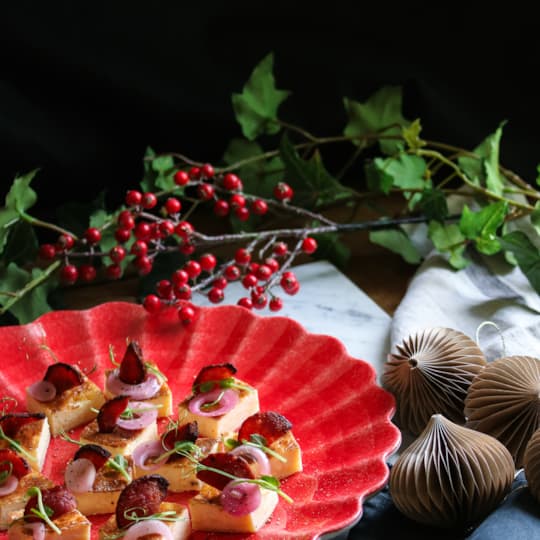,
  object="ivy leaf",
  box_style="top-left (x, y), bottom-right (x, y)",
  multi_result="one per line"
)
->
top-left (312, 232), bottom-right (350, 270)
top-left (402, 119), bottom-right (426, 152)
top-left (428, 221), bottom-right (468, 269)
top-left (280, 134), bottom-right (351, 207)
top-left (365, 160), bottom-right (394, 194)
top-left (370, 154), bottom-right (427, 193)
top-left (232, 53), bottom-right (291, 141)
top-left (500, 231), bottom-right (540, 294)
top-left (458, 124), bottom-right (505, 194)
top-left (369, 228), bottom-right (421, 264)
top-left (531, 201), bottom-right (540, 235)
top-left (2, 222), bottom-right (38, 265)
top-left (418, 187), bottom-right (448, 222)
top-left (459, 202), bottom-right (507, 255)
top-left (536, 164), bottom-right (540, 187)
top-left (222, 138), bottom-right (283, 199)
top-left (343, 86), bottom-right (409, 155)
top-left (0, 262), bottom-right (56, 324)
top-left (0, 170), bottom-right (39, 253)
